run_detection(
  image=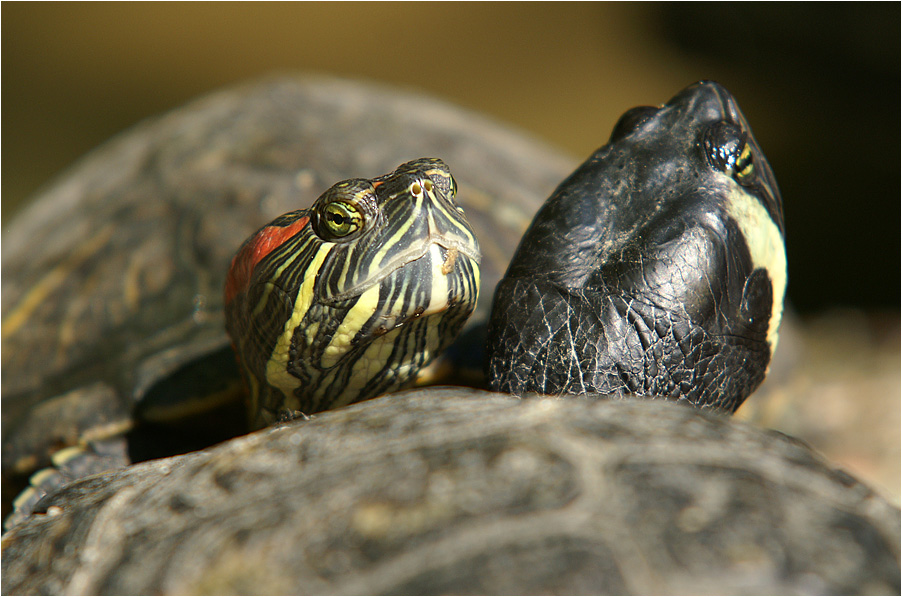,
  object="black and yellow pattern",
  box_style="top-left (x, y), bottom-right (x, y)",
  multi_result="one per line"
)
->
top-left (226, 158), bottom-right (480, 428)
